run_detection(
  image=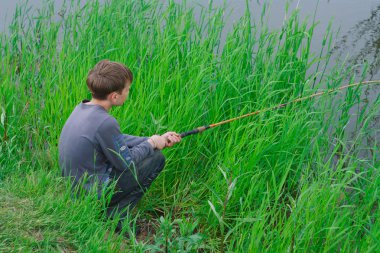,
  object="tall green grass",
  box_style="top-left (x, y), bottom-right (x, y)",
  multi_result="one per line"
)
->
top-left (1, 0), bottom-right (379, 251)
